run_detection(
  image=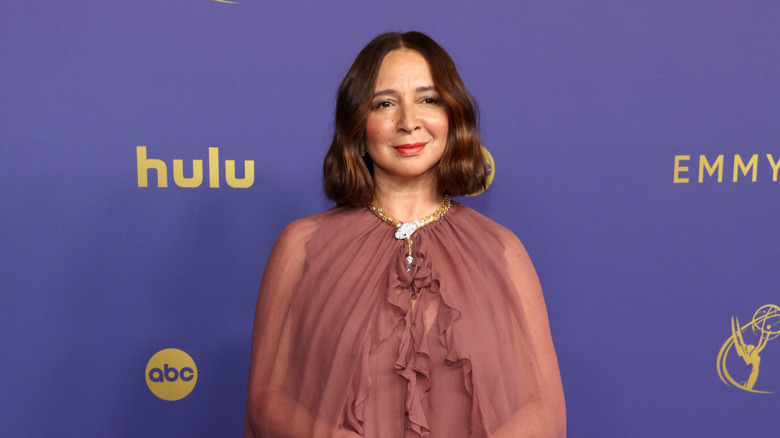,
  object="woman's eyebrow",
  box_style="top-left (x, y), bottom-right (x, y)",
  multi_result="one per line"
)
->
top-left (372, 85), bottom-right (437, 98)
top-left (372, 89), bottom-right (396, 98)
